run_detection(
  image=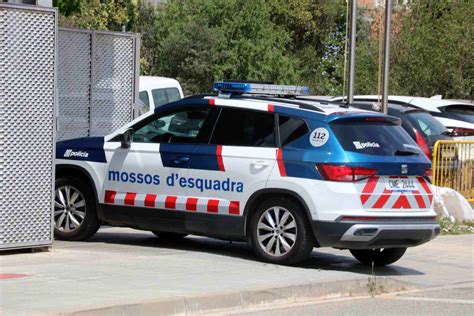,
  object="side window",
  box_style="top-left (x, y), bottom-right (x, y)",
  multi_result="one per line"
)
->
top-left (166, 88), bottom-right (181, 103)
top-left (133, 108), bottom-right (211, 144)
top-left (211, 108), bottom-right (276, 147)
top-left (151, 88), bottom-right (168, 107)
top-left (151, 88), bottom-right (182, 108)
top-left (137, 91), bottom-right (151, 115)
top-left (139, 91), bottom-right (150, 107)
top-left (278, 115), bottom-right (309, 146)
